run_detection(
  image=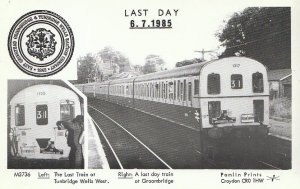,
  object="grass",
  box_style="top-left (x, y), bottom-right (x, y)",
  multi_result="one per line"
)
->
top-left (270, 97), bottom-right (291, 119)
